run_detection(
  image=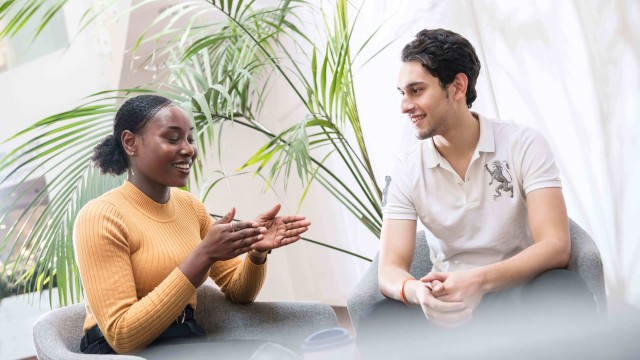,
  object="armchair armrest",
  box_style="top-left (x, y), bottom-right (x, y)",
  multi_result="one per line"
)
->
top-left (32, 303), bottom-right (143, 360)
top-left (194, 283), bottom-right (338, 346)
